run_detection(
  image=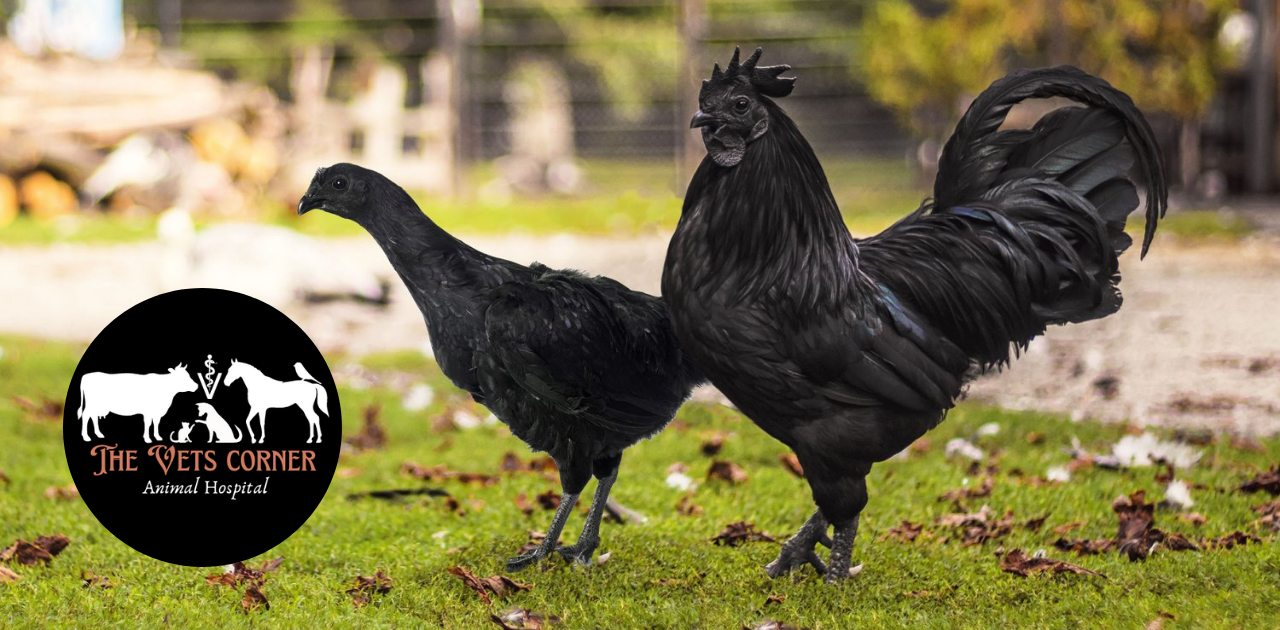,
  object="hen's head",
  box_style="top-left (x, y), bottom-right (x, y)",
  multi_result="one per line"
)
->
top-left (692, 47), bottom-right (795, 168)
top-left (297, 162), bottom-right (381, 223)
